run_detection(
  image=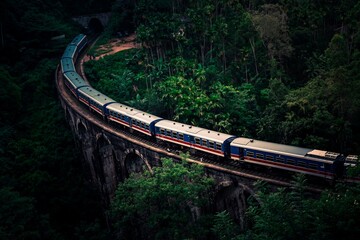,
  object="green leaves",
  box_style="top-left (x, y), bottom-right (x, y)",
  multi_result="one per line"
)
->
top-left (111, 156), bottom-right (214, 239)
top-left (244, 178), bottom-right (360, 240)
